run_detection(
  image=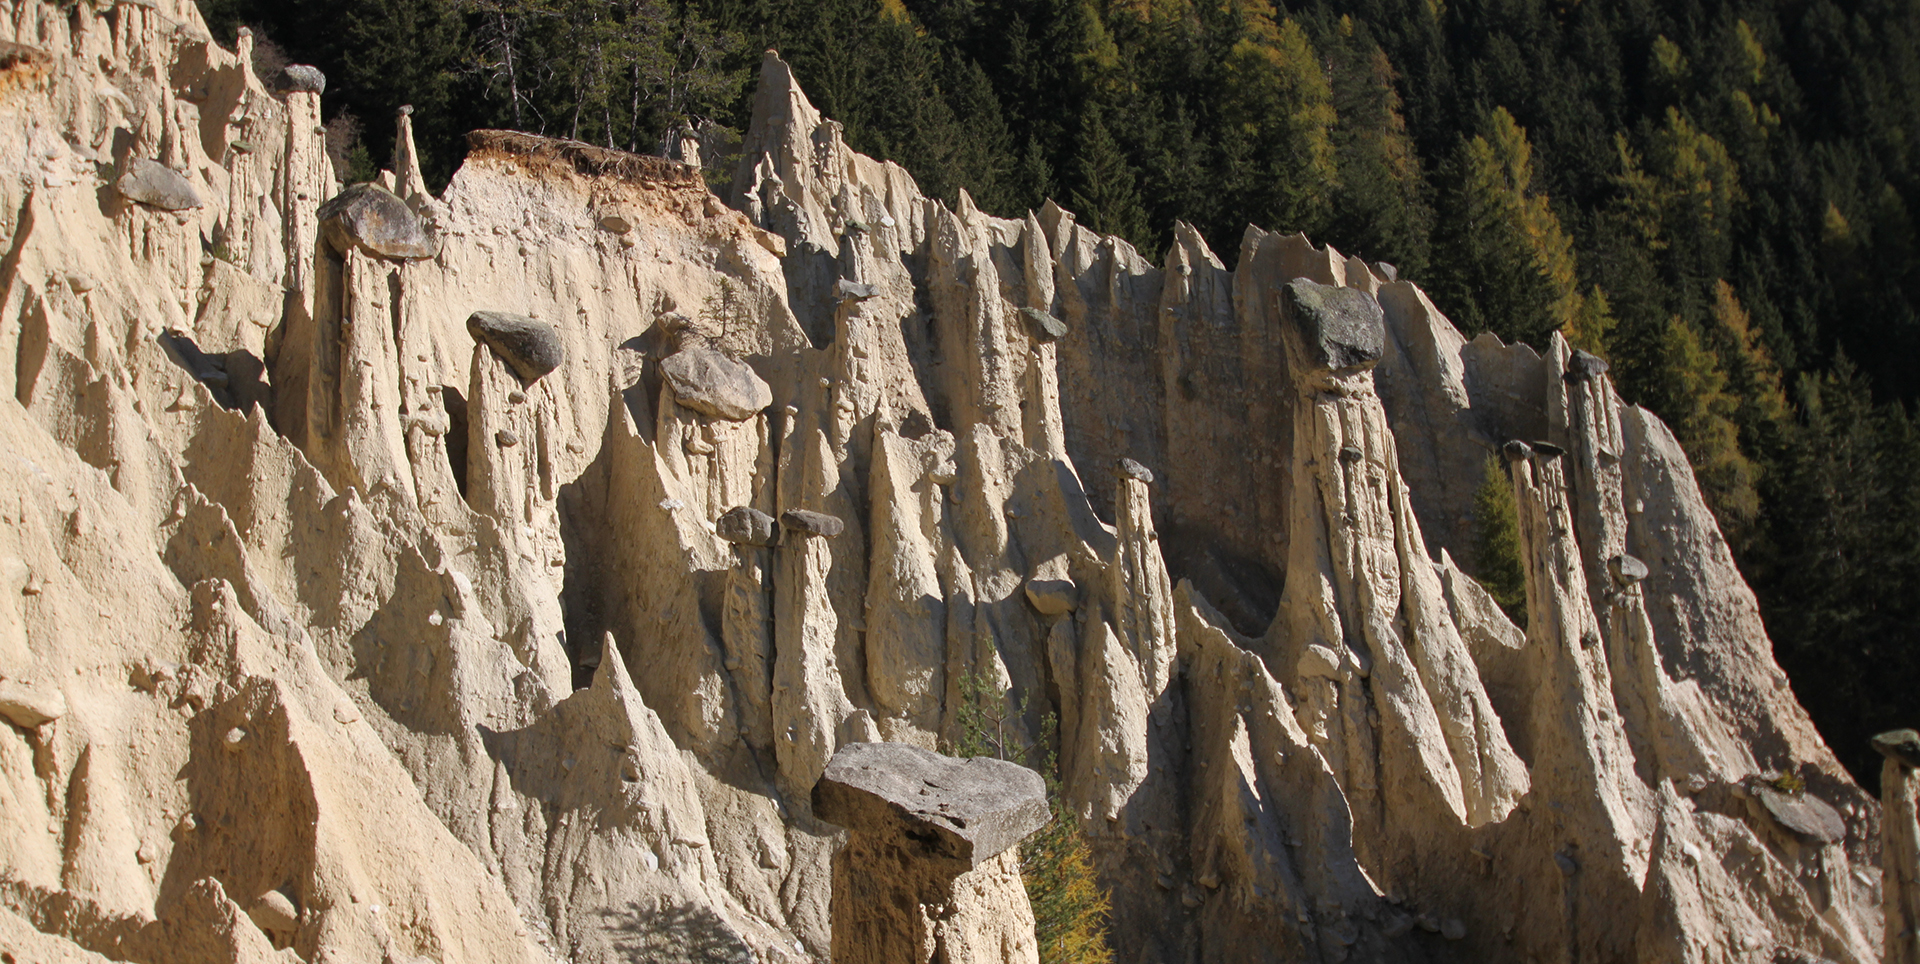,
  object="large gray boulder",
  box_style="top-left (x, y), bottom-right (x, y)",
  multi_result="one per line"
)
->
top-left (318, 183), bottom-right (438, 261)
top-left (1024, 578), bottom-right (1078, 616)
top-left (812, 742), bottom-right (1049, 867)
top-left (466, 311), bottom-right (563, 383)
top-left (1114, 457), bottom-right (1153, 484)
top-left (780, 509), bottom-right (844, 538)
top-left (716, 506), bottom-right (778, 546)
top-left (1280, 278), bottom-right (1385, 372)
top-left (277, 64), bottom-right (326, 94)
top-left (1609, 554), bottom-right (1650, 586)
top-left (1566, 349), bottom-right (1611, 381)
top-left (116, 159), bottom-right (202, 211)
top-left (660, 346), bottom-right (772, 421)
top-left (834, 279), bottom-right (877, 302)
